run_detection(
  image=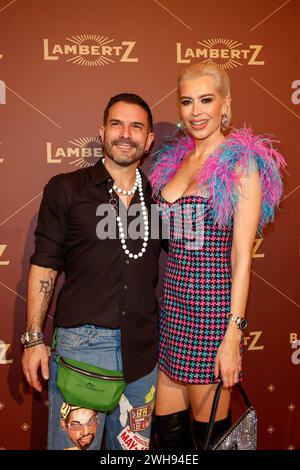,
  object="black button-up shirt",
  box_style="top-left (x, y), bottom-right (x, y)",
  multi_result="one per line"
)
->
top-left (30, 159), bottom-right (161, 382)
